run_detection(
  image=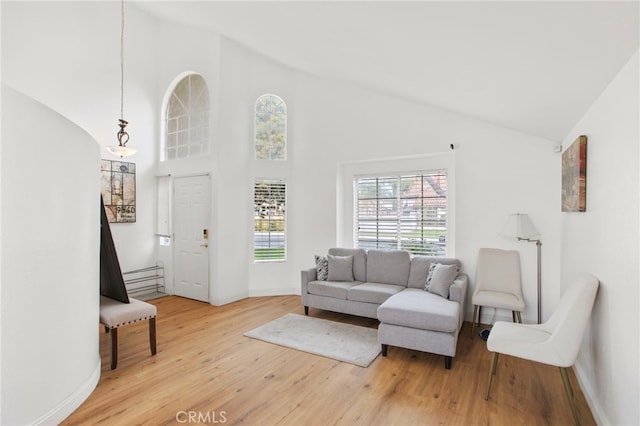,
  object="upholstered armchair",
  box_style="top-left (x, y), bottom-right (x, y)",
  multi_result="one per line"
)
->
top-left (471, 248), bottom-right (525, 337)
top-left (484, 273), bottom-right (599, 425)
